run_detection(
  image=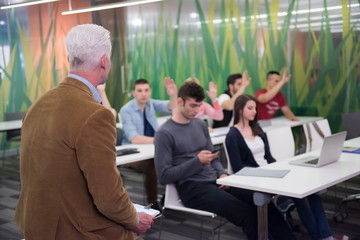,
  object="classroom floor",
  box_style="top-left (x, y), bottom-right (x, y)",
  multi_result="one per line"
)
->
top-left (1, 154), bottom-right (360, 240)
